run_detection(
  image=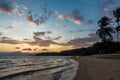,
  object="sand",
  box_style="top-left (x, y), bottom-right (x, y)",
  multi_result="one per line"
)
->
top-left (74, 54), bottom-right (120, 80)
